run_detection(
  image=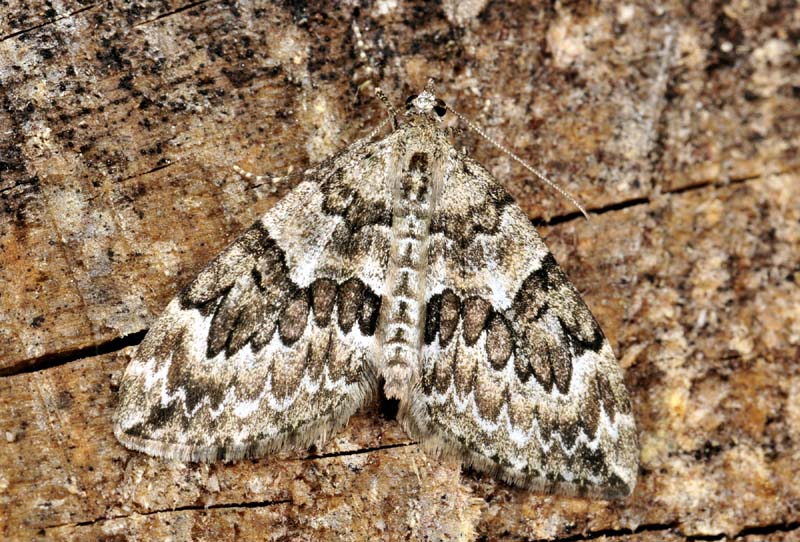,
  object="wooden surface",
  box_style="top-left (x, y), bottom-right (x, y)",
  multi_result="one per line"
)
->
top-left (1, 1), bottom-right (798, 540)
